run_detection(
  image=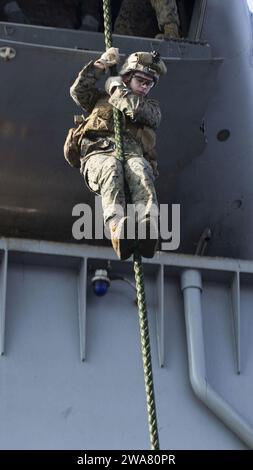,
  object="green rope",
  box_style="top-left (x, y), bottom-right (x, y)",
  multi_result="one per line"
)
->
top-left (102, 0), bottom-right (160, 451)
top-left (133, 251), bottom-right (160, 450)
top-left (102, 0), bottom-right (124, 163)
